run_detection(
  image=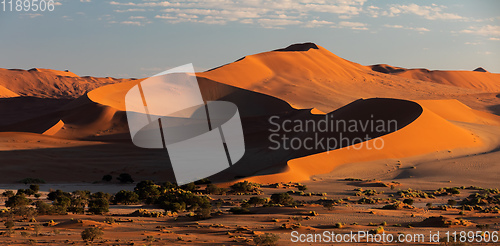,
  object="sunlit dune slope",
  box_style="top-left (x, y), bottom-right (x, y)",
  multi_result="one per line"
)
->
top-left (0, 68), bottom-right (132, 98)
top-left (0, 85), bottom-right (18, 98)
top-left (246, 101), bottom-right (484, 183)
top-left (370, 64), bottom-right (500, 92)
top-left (200, 43), bottom-right (479, 112)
